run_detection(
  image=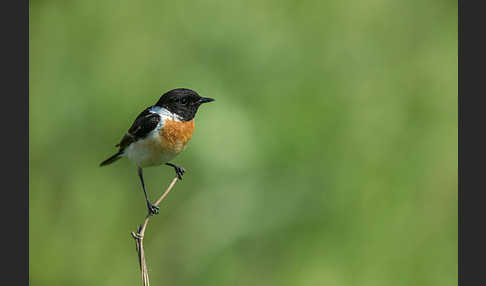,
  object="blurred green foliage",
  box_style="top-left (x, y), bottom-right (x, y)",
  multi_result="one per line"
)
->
top-left (29, 0), bottom-right (457, 285)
